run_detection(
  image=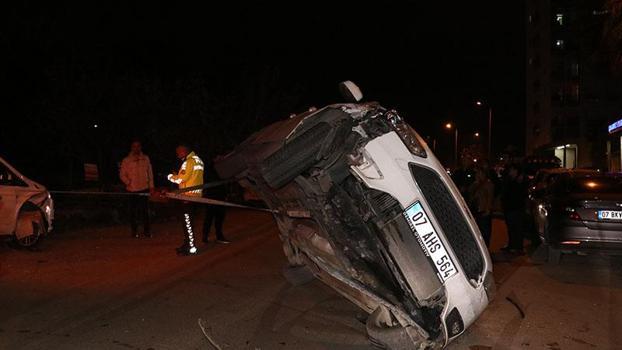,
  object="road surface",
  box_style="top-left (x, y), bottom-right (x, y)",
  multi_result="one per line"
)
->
top-left (1, 210), bottom-right (621, 349)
